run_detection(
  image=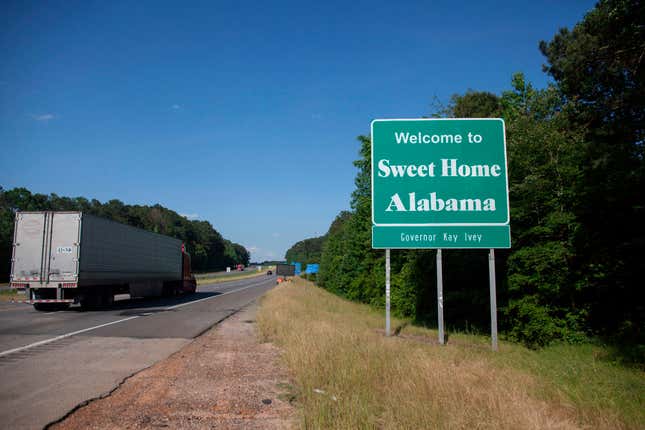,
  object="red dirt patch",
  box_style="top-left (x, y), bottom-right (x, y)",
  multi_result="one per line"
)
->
top-left (52, 303), bottom-right (296, 429)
